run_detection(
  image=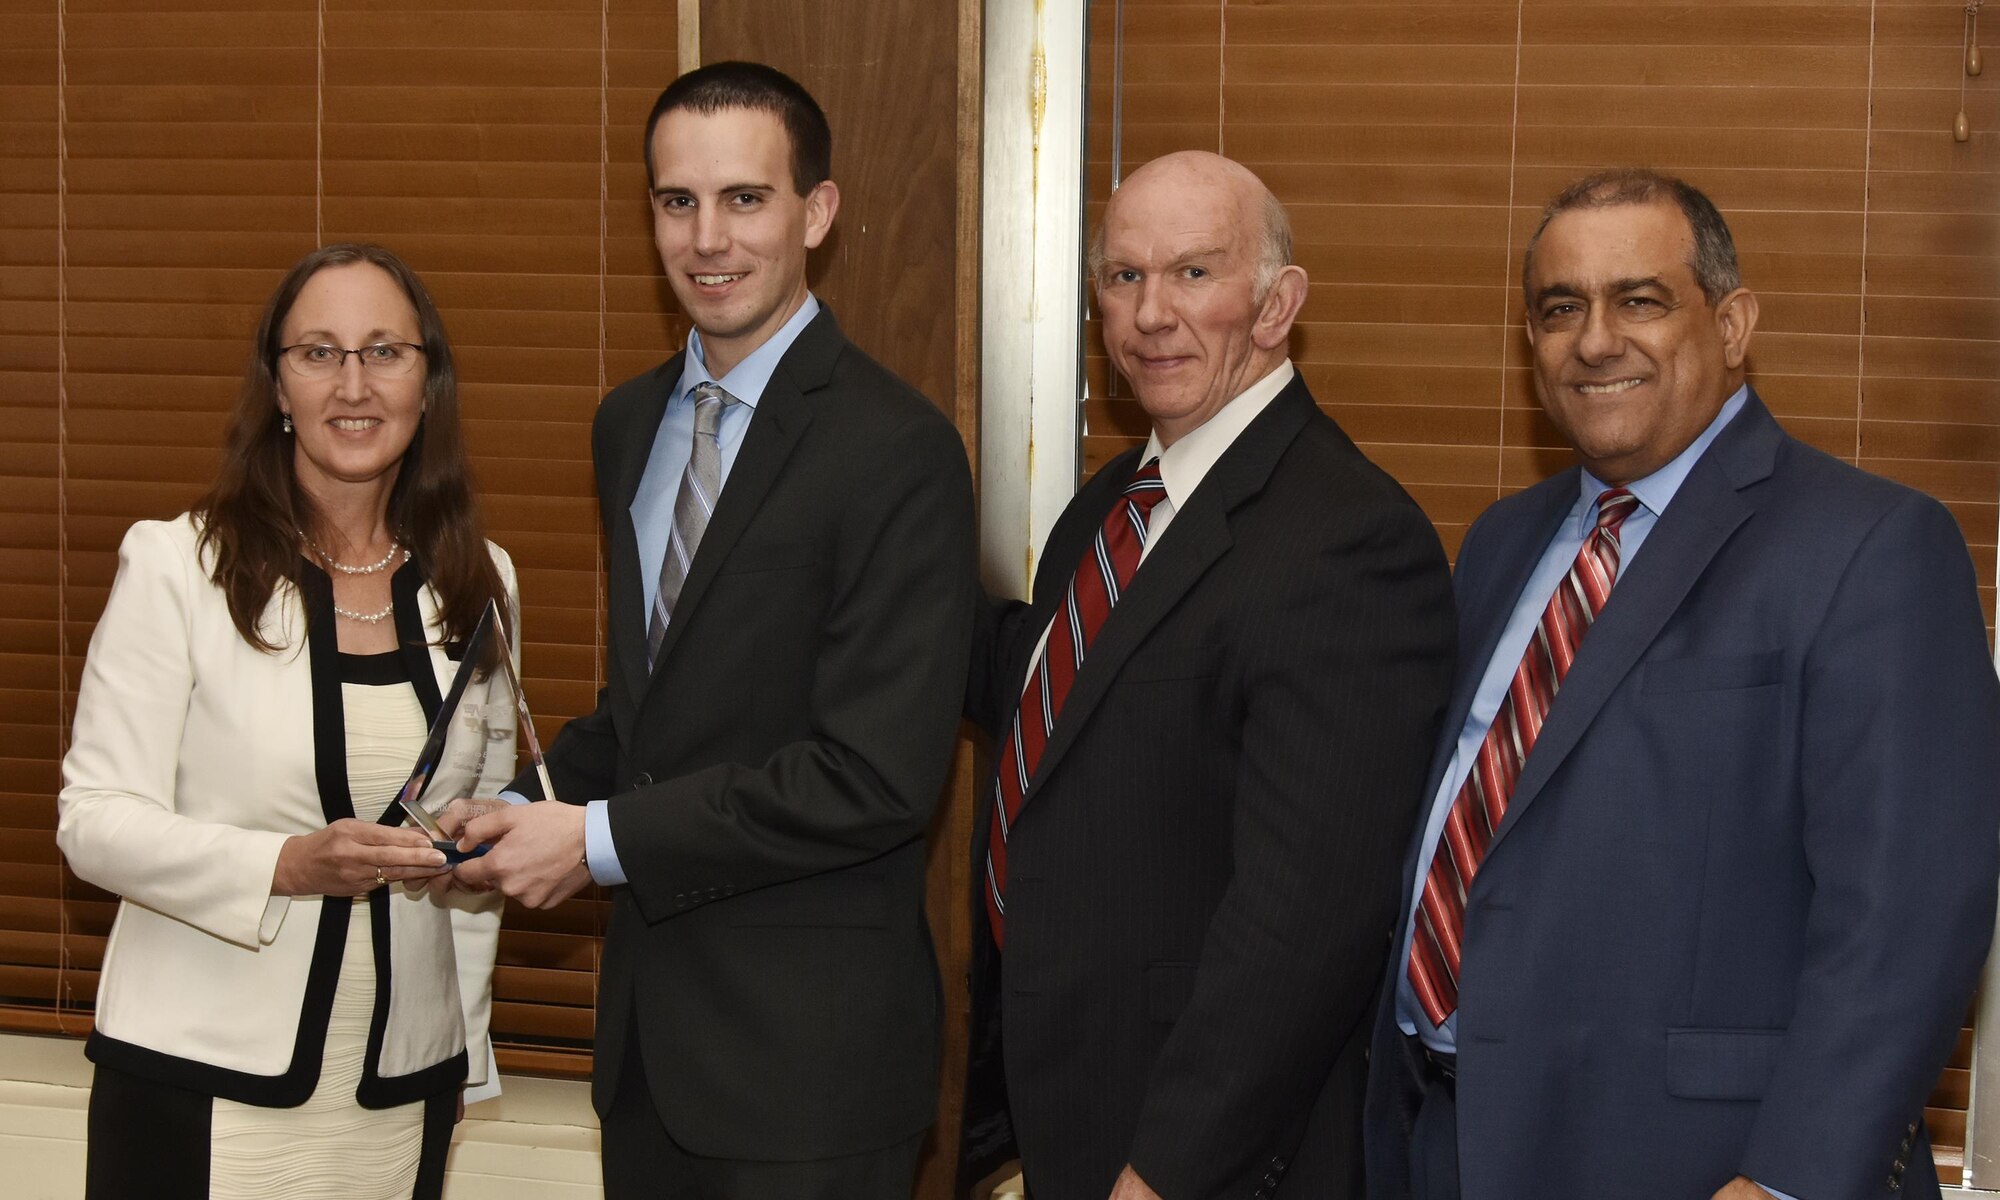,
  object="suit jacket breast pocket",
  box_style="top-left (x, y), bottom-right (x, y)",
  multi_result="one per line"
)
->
top-left (717, 537), bottom-right (823, 577)
top-left (1640, 650), bottom-right (1782, 695)
top-left (706, 538), bottom-right (829, 663)
top-left (1120, 643), bottom-right (1224, 685)
top-left (1637, 650), bottom-right (1786, 809)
